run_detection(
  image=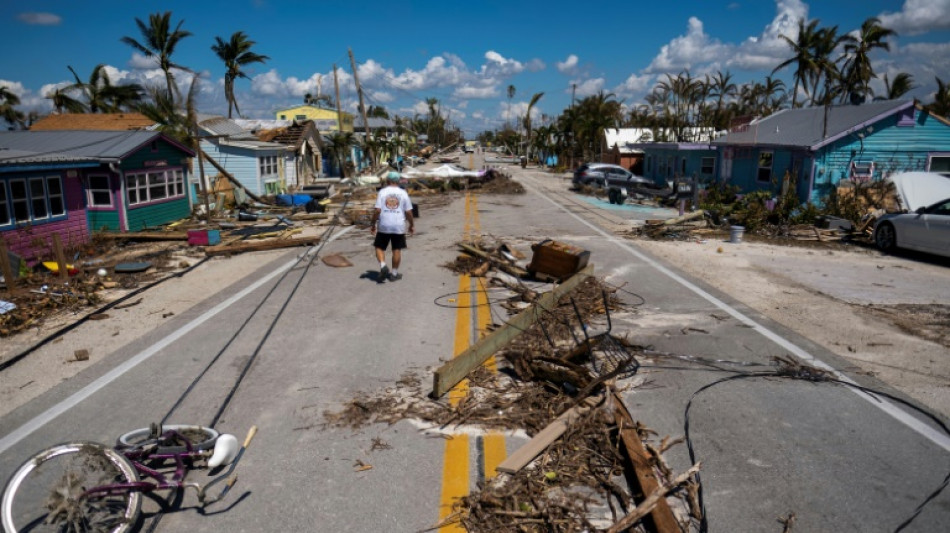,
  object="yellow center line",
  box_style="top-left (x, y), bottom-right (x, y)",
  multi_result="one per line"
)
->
top-left (438, 193), bottom-right (508, 530)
